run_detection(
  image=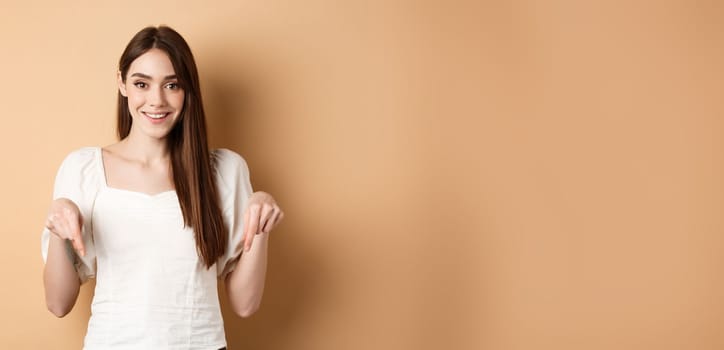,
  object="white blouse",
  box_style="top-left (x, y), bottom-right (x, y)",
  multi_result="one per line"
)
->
top-left (41, 147), bottom-right (253, 350)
